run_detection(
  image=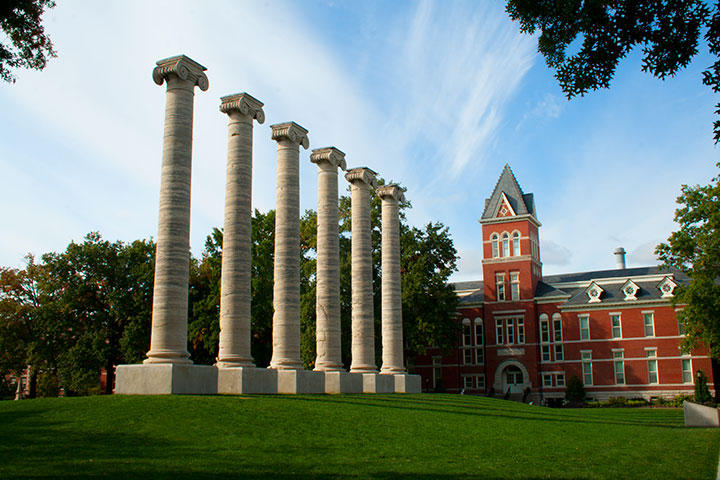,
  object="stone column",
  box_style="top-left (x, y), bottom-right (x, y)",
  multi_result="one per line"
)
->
top-left (145, 55), bottom-right (208, 365)
top-left (346, 167), bottom-right (378, 373)
top-left (377, 185), bottom-right (407, 374)
top-left (269, 122), bottom-right (309, 370)
top-left (310, 147), bottom-right (347, 372)
top-left (216, 93), bottom-right (265, 368)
